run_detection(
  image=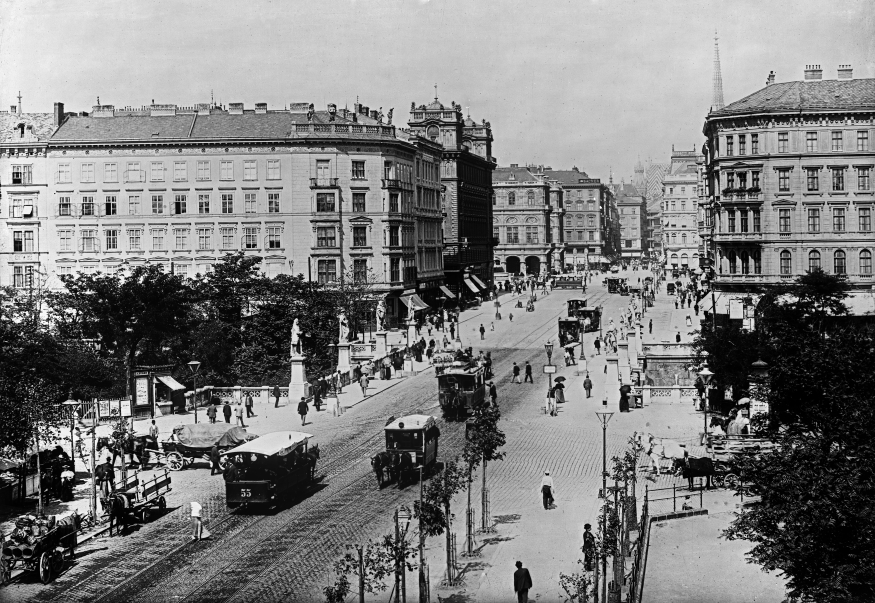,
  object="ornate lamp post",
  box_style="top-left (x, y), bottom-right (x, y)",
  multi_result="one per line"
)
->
top-left (698, 361), bottom-right (714, 445)
top-left (544, 340), bottom-right (554, 397)
top-left (187, 360), bottom-right (201, 424)
top-left (595, 400), bottom-right (614, 603)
